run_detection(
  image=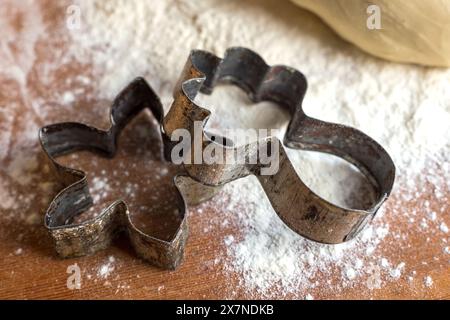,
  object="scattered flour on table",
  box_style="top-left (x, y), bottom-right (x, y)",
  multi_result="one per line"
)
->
top-left (67, 0), bottom-right (449, 297)
top-left (0, 0), bottom-right (448, 297)
top-left (212, 177), bottom-right (392, 295)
